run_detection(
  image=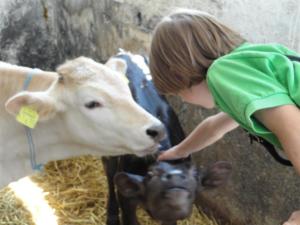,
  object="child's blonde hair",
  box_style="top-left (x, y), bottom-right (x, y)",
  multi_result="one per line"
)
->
top-left (149, 9), bottom-right (245, 95)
